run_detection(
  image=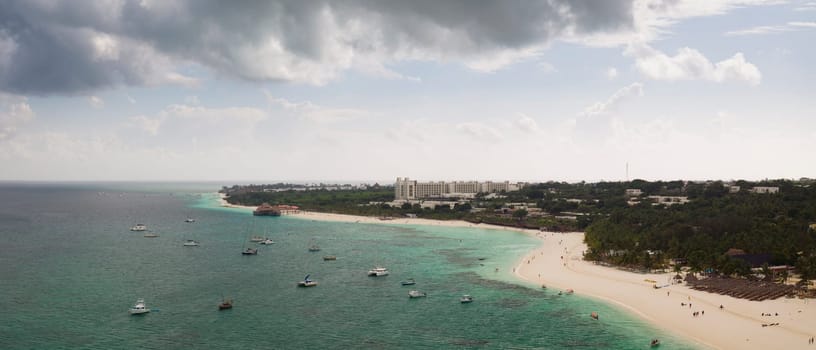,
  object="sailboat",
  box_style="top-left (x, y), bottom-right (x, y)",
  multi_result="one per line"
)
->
top-left (241, 222), bottom-right (259, 255)
top-left (219, 296), bottom-right (233, 310)
top-left (308, 239), bottom-right (321, 252)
